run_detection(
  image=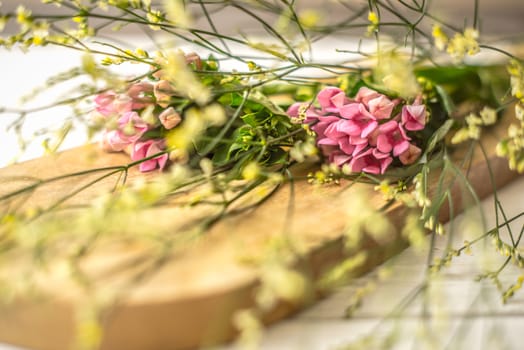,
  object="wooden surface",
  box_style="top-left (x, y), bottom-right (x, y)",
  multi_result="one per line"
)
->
top-left (228, 174), bottom-right (524, 350)
top-left (0, 111), bottom-right (520, 350)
